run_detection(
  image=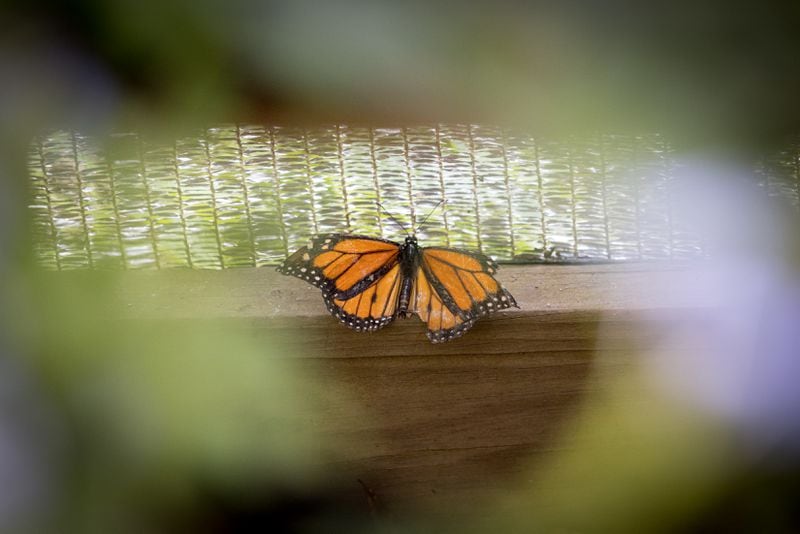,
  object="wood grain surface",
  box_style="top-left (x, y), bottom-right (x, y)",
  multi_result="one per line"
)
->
top-left (62, 263), bottom-right (714, 516)
top-left (111, 263), bottom-right (715, 321)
